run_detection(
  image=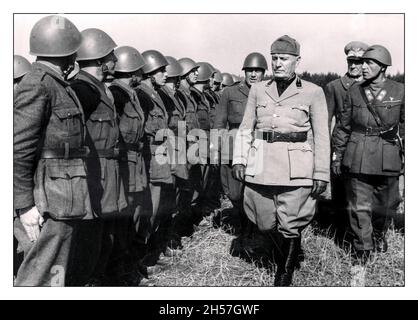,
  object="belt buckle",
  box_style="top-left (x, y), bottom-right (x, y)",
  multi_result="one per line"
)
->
top-left (266, 131), bottom-right (273, 143)
top-left (365, 127), bottom-right (372, 135)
